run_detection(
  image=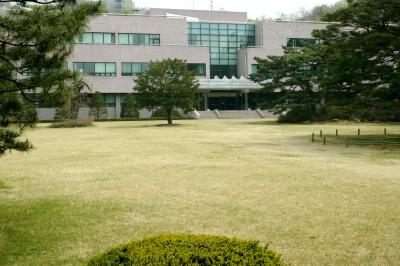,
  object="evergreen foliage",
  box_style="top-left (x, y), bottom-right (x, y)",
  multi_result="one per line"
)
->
top-left (88, 234), bottom-right (285, 266)
top-left (252, 0), bottom-right (400, 123)
top-left (0, 0), bottom-right (99, 156)
top-left (120, 93), bottom-right (139, 119)
top-left (135, 59), bottom-right (199, 125)
top-left (89, 92), bottom-right (108, 120)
